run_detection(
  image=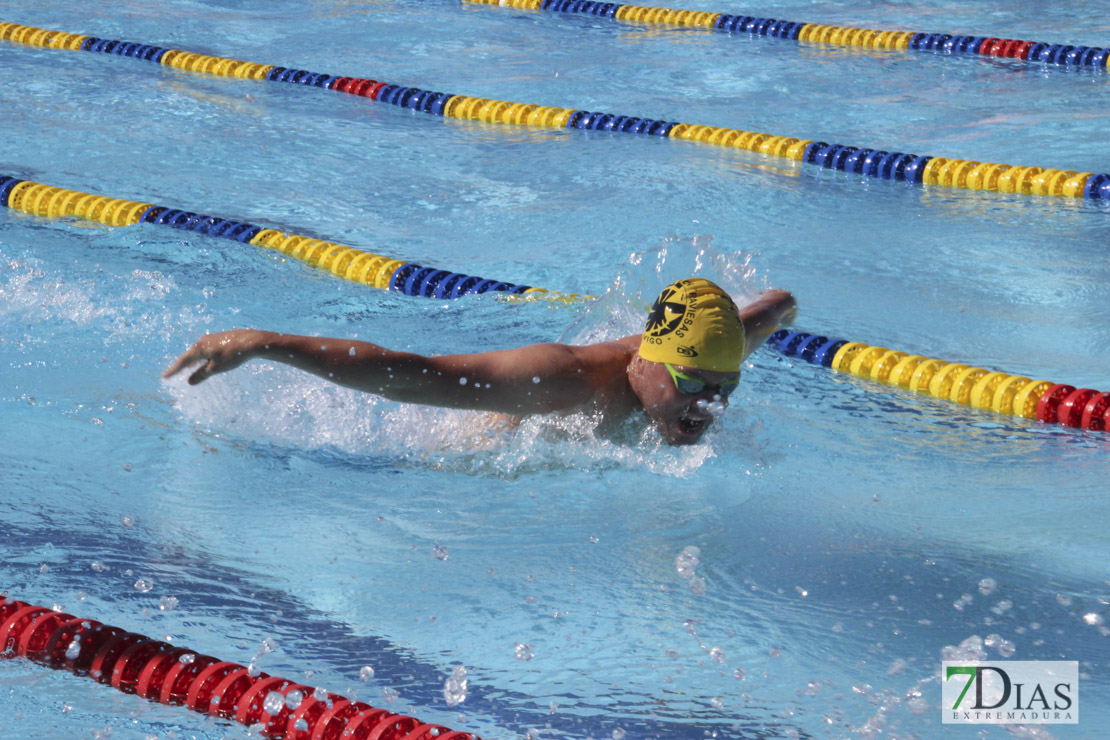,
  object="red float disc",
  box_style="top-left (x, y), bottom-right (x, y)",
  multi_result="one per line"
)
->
top-left (207, 665), bottom-right (257, 716)
top-left (160, 653), bottom-right (218, 705)
top-left (365, 714), bottom-right (420, 740)
top-left (185, 660), bottom-right (242, 712)
top-left (398, 723), bottom-right (440, 740)
top-left (111, 639), bottom-right (172, 693)
top-left (89, 632), bottom-right (143, 683)
top-left (1081, 392), bottom-right (1110, 431)
top-left (1057, 388), bottom-right (1097, 427)
top-left (1014, 40), bottom-right (1034, 59)
top-left (309, 699), bottom-right (366, 740)
top-left (234, 675), bottom-right (290, 725)
top-left (17, 610), bottom-right (71, 658)
top-left (136, 647), bottom-right (196, 700)
top-left (1035, 384), bottom-right (1074, 423)
top-left (71, 624), bottom-right (125, 674)
top-left (0, 606), bottom-right (49, 655)
top-left (41, 617), bottom-right (100, 668)
top-left (368, 81), bottom-right (388, 100)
